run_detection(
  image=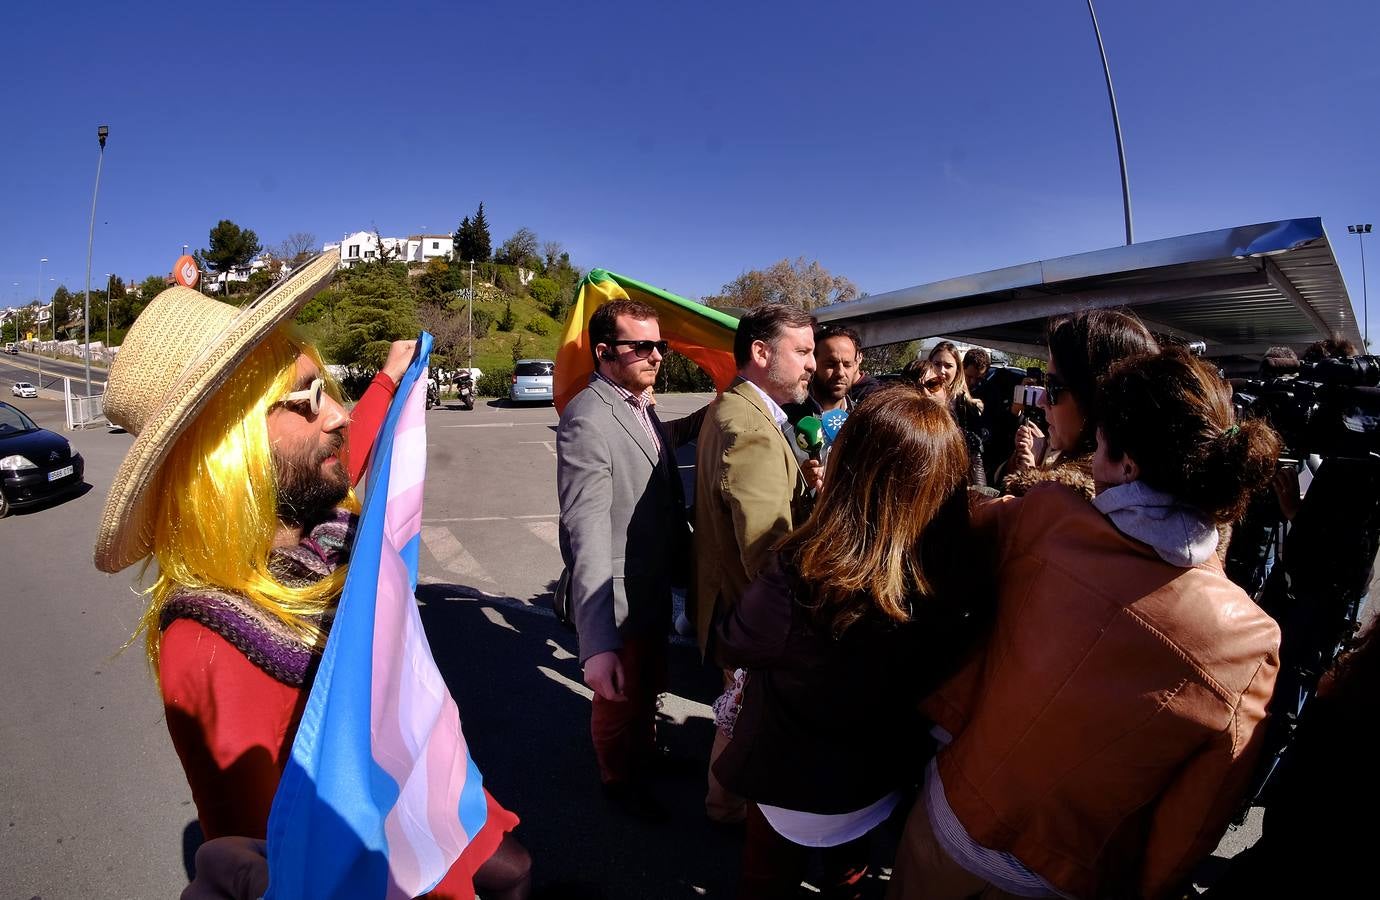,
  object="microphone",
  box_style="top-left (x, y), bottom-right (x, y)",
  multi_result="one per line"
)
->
top-left (821, 409), bottom-right (848, 446)
top-left (795, 415), bottom-right (825, 461)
